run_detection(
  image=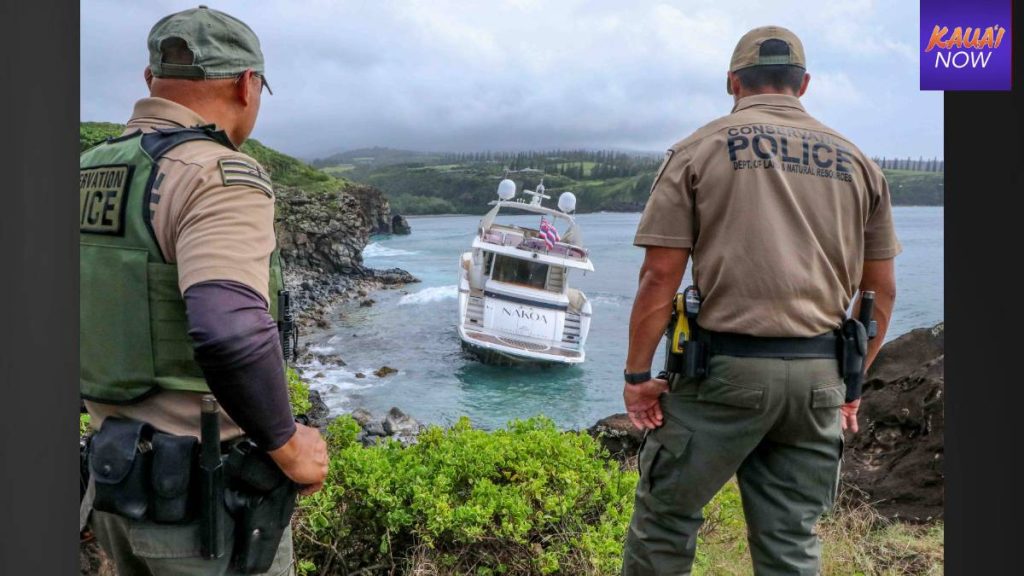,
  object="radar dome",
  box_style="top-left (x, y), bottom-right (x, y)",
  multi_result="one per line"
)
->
top-left (558, 192), bottom-right (577, 213)
top-left (497, 179), bottom-right (516, 200)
